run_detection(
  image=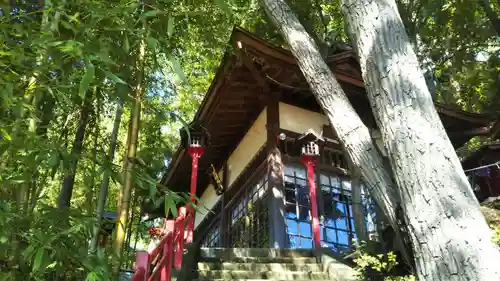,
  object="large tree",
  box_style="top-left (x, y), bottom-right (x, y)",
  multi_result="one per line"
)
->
top-left (340, 0), bottom-right (500, 279)
top-left (260, 0), bottom-right (500, 280)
